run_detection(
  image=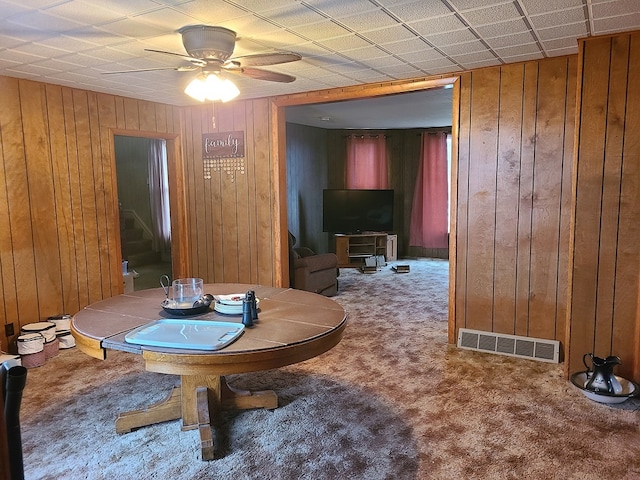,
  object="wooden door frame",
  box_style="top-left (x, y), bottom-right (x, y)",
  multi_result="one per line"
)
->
top-left (109, 129), bottom-right (190, 284)
top-left (269, 76), bottom-right (459, 343)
